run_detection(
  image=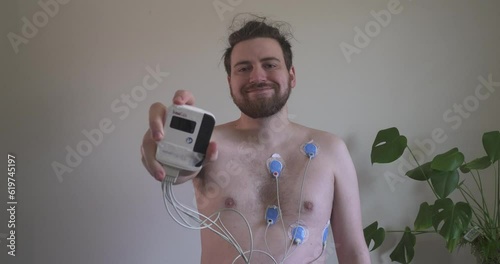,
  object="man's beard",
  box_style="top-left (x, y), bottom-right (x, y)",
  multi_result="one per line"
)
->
top-left (231, 80), bottom-right (291, 119)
